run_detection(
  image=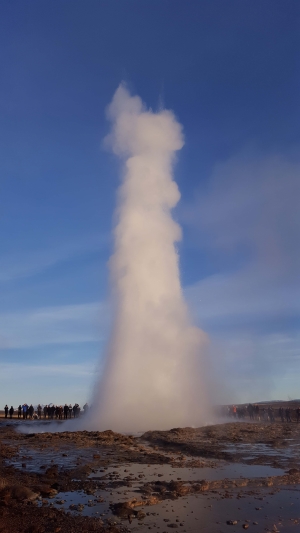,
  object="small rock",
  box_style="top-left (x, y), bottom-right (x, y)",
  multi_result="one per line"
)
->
top-left (9, 485), bottom-right (39, 502)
